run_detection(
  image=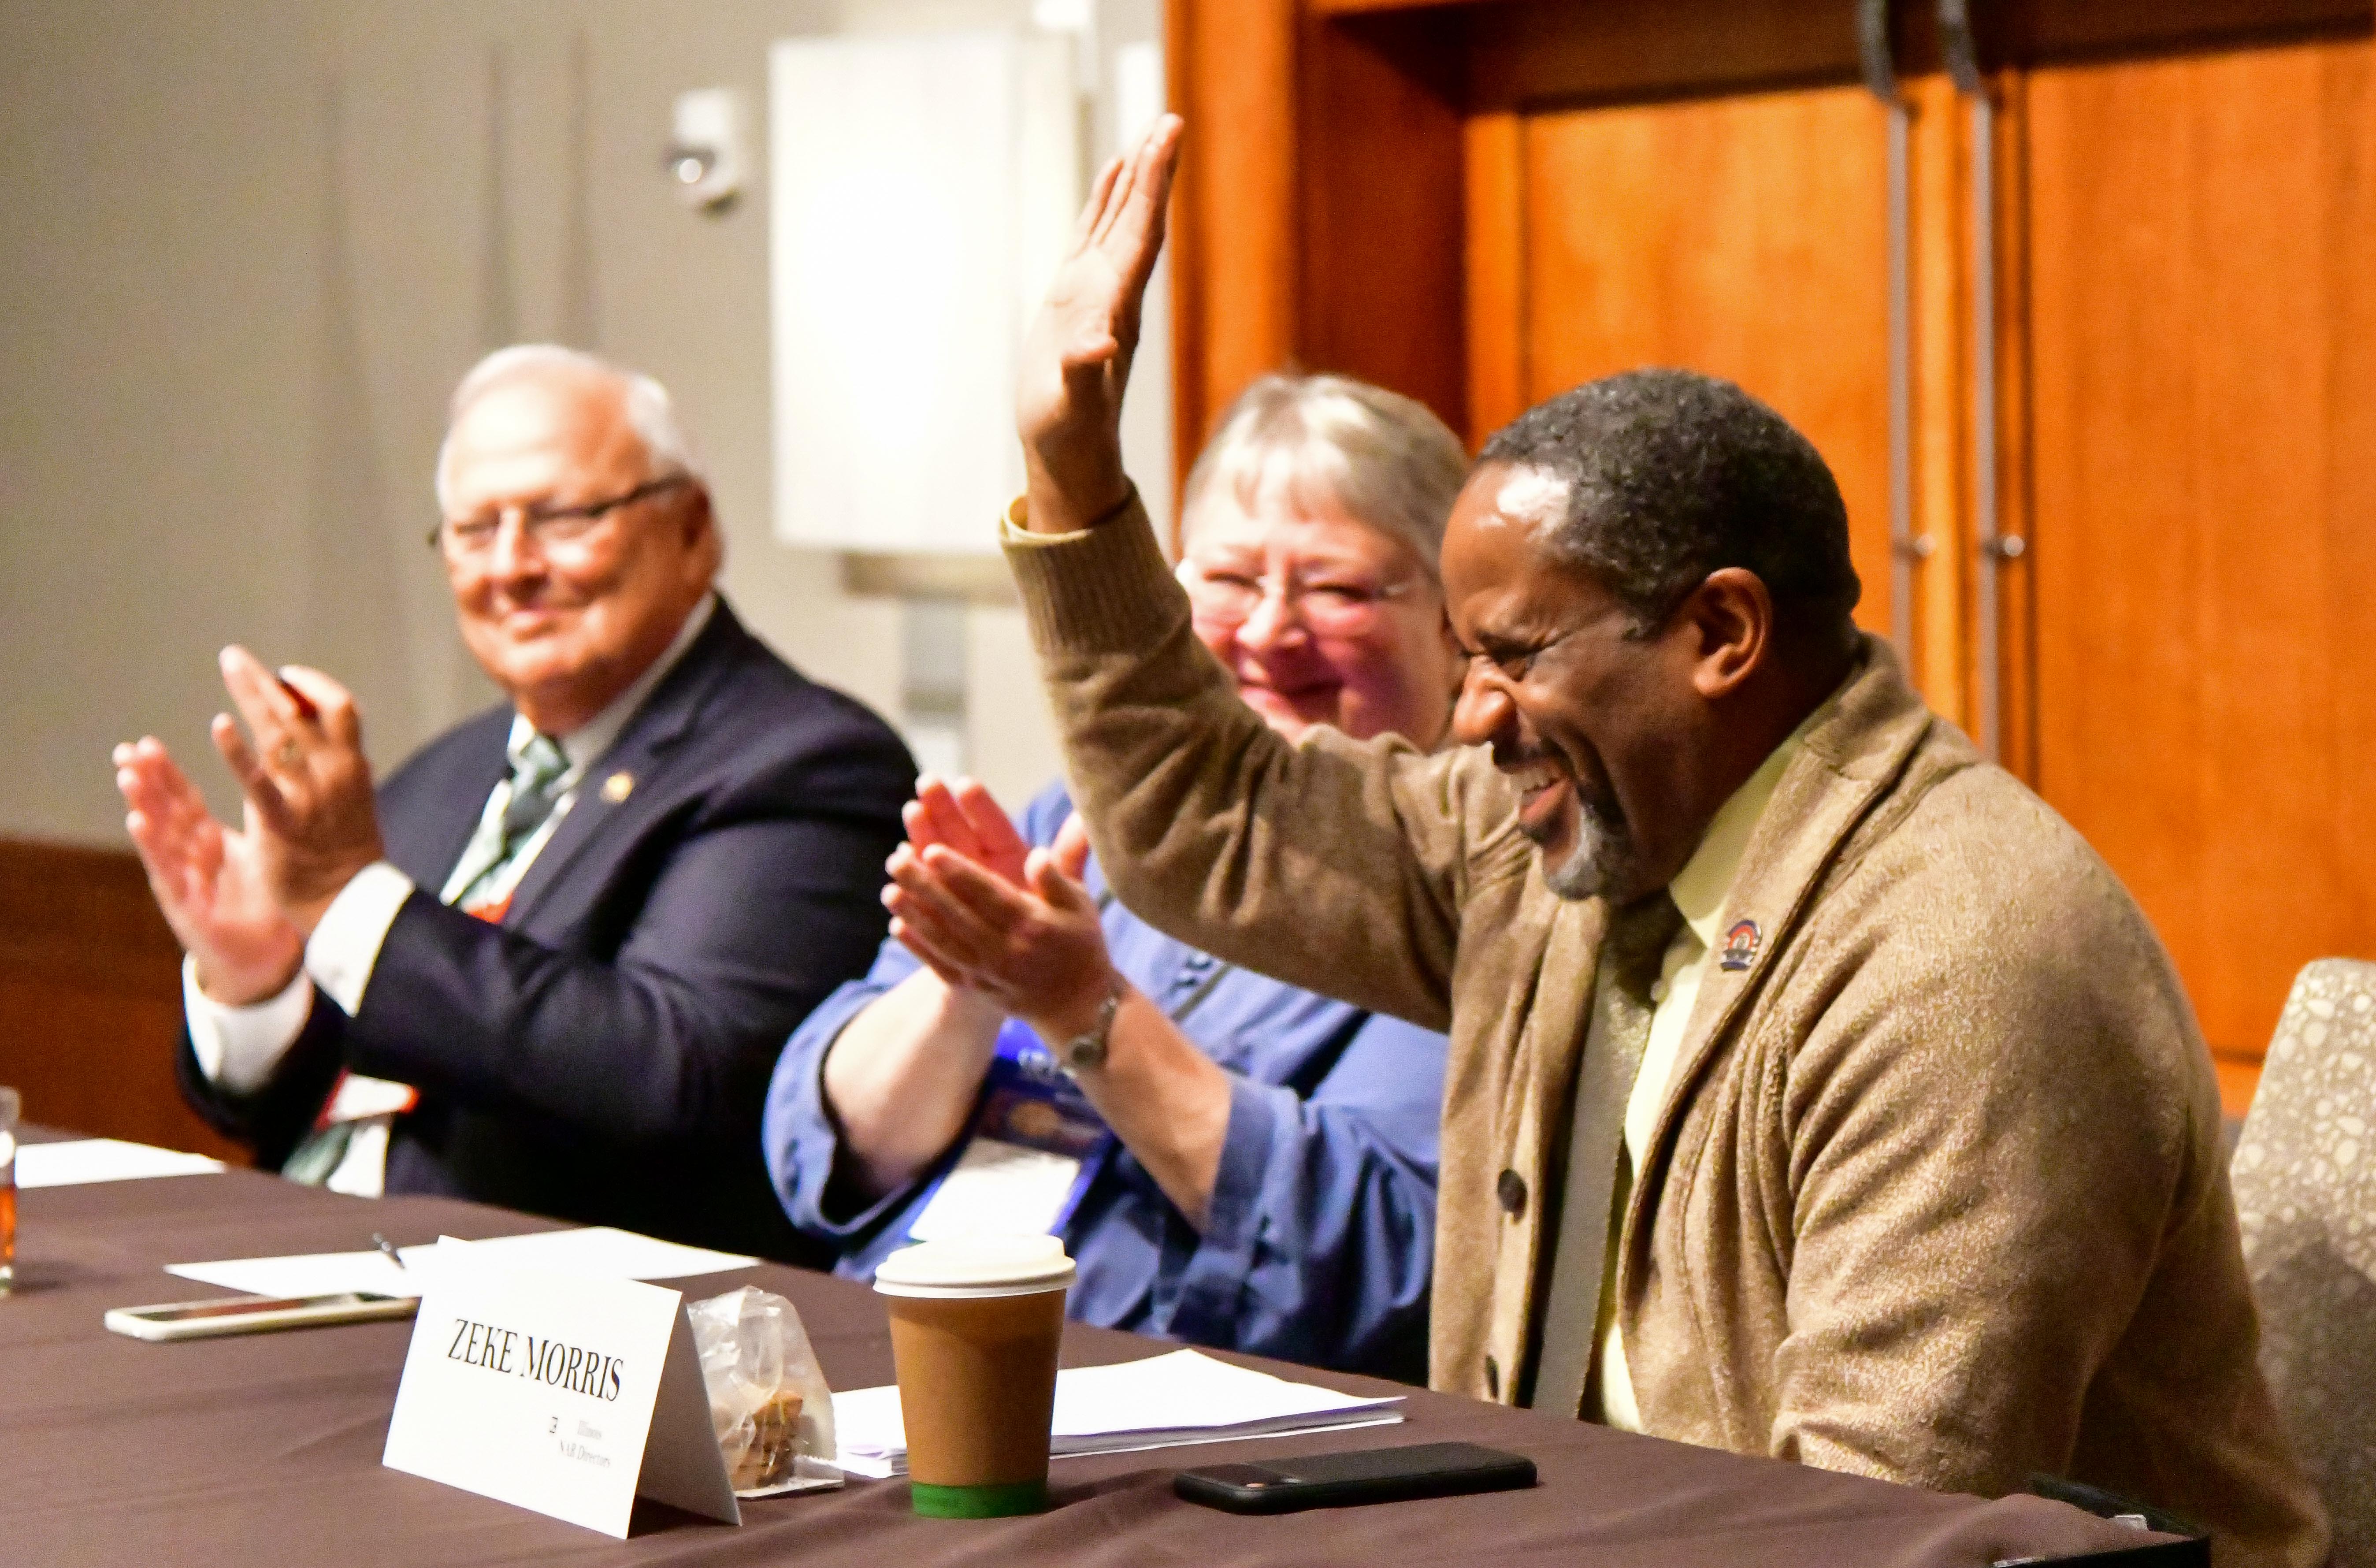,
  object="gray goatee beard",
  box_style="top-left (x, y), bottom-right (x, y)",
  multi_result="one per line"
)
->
top-left (1540, 794), bottom-right (1644, 903)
